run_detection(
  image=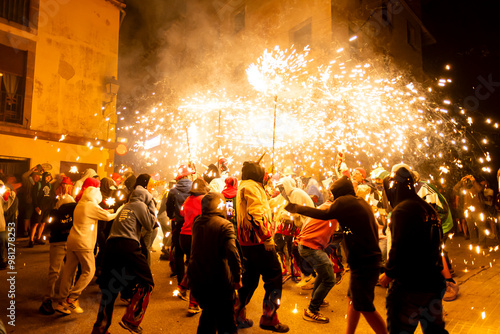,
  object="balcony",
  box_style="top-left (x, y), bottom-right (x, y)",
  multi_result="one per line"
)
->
top-left (0, 0), bottom-right (31, 26)
top-left (0, 91), bottom-right (24, 125)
